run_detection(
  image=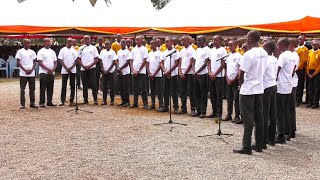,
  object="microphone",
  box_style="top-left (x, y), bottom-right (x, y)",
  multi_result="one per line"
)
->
top-left (215, 54), bottom-right (230, 62)
top-left (166, 50), bottom-right (177, 57)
